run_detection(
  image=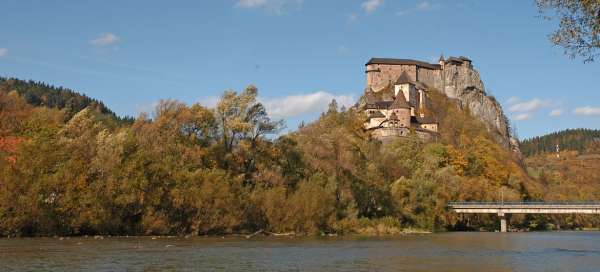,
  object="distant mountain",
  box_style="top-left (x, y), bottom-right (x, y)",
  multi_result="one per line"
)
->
top-left (520, 128), bottom-right (600, 156)
top-left (0, 77), bottom-right (131, 122)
